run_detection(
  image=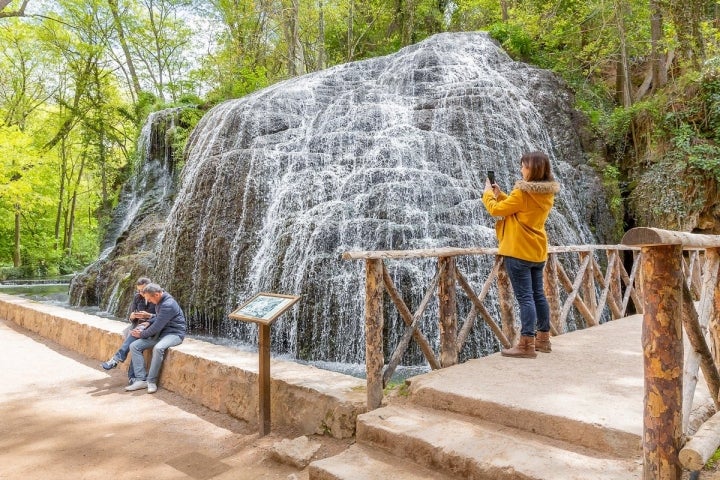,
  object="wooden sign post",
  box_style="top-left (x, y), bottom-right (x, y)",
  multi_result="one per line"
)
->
top-left (229, 292), bottom-right (300, 436)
